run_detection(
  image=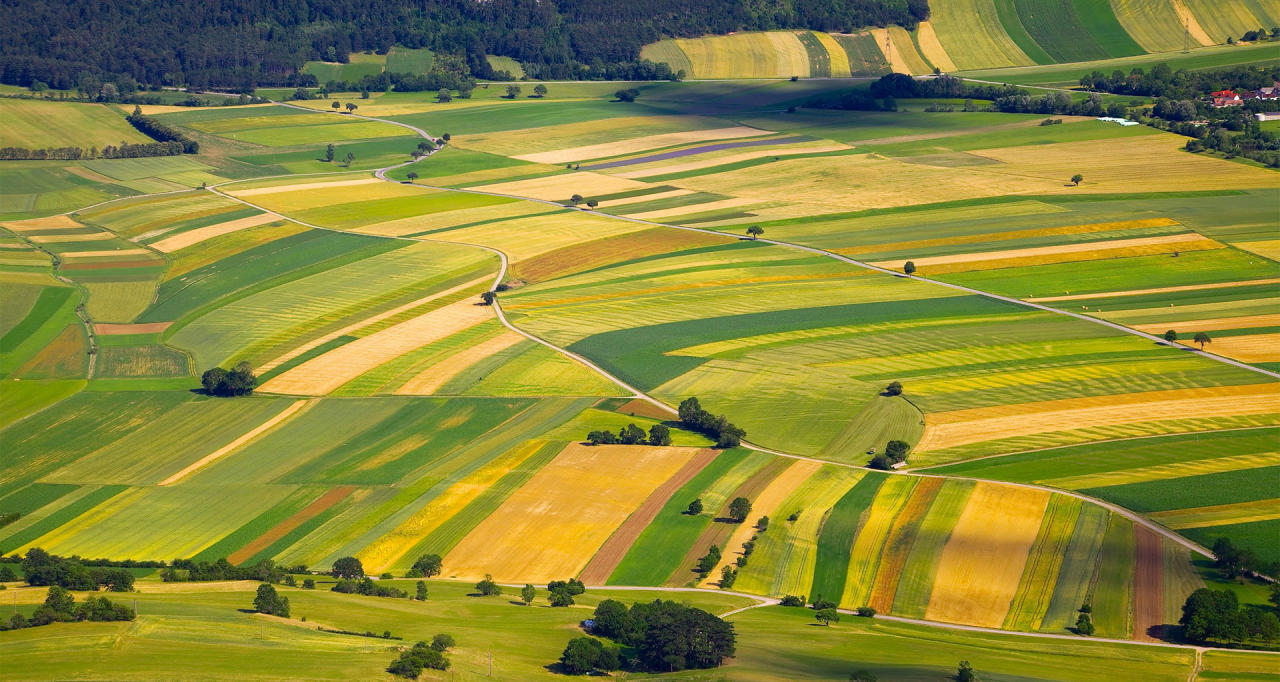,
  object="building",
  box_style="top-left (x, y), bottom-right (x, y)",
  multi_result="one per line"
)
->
top-left (1255, 112), bottom-right (1280, 121)
top-left (1211, 89), bottom-right (1243, 107)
